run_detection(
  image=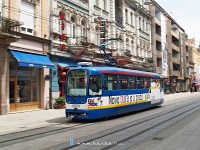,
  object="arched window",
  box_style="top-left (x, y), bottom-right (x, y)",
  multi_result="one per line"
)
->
top-left (71, 16), bottom-right (76, 38)
top-left (125, 9), bottom-right (128, 23)
top-left (81, 20), bottom-right (87, 38)
top-left (130, 12), bottom-right (133, 26)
